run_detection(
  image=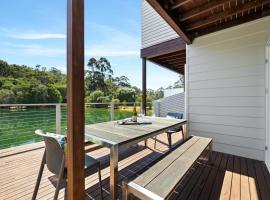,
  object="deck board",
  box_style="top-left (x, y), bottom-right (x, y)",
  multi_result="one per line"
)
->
top-left (199, 151), bottom-right (222, 200)
top-left (0, 133), bottom-right (269, 200)
top-left (240, 157), bottom-right (251, 200)
top-left (231, 156), bottom-right (241, 200)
